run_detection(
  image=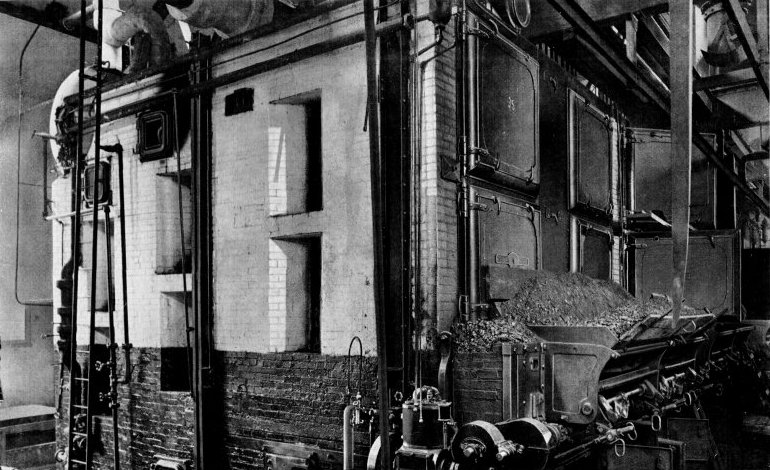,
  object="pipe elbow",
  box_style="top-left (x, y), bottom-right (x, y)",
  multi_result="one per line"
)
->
top-left (104, 6), bottom-right (175, 72)
top-left (343, 404), bottom-right (357, 470)
top-left (167, 0), bottom-right (274, 37)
